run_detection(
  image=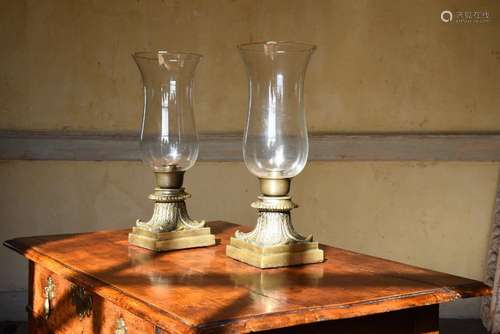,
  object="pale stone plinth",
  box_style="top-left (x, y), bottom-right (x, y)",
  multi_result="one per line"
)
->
top-left (128, 226), bottom-right (215, 252)
top-left (226, 237), bottom-right (324, 269)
